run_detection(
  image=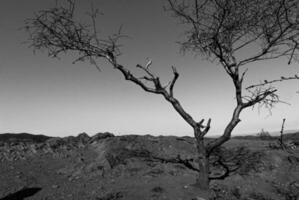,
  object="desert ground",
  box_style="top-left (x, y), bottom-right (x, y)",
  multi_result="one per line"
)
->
top-left (0, 132), bottom-right (299, 200)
